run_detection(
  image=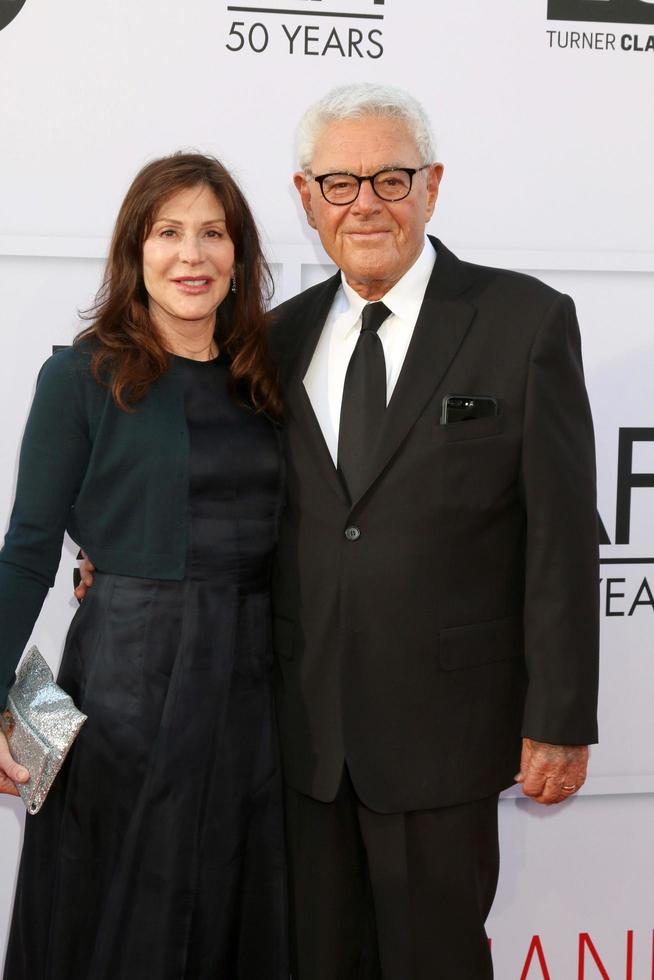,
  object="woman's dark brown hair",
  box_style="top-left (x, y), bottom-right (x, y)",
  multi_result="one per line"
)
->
top-left (76, 152), bottom-right (282, 416)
